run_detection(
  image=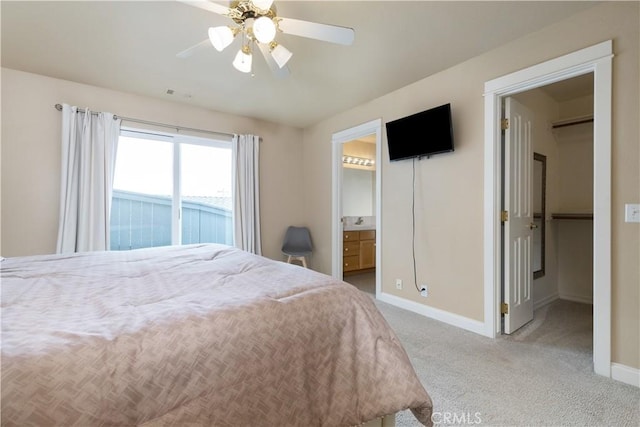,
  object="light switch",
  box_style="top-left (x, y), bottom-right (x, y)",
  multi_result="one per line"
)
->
top-left (625, 204), bottom-right (640, 223)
